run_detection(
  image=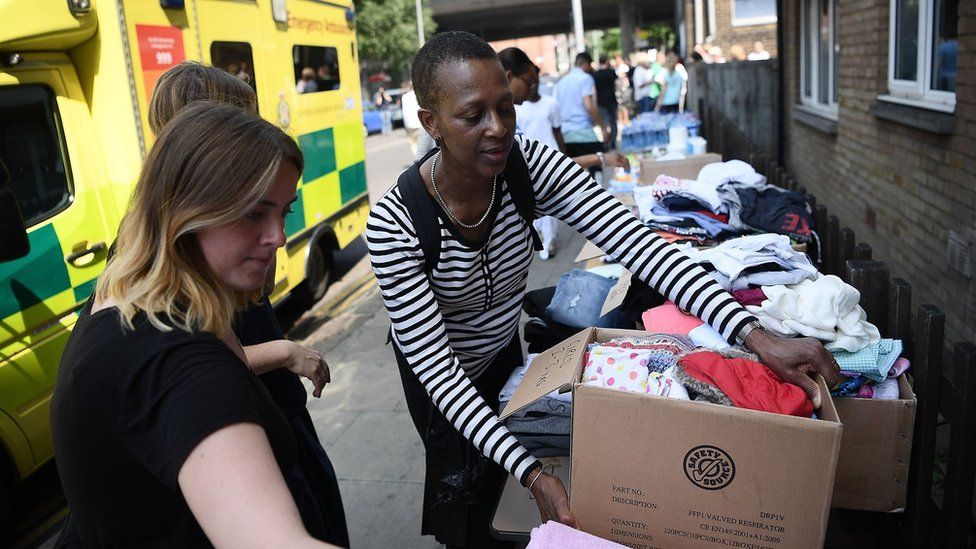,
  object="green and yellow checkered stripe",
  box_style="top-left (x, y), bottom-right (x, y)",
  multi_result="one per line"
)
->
top-left (287, 120), bottom-right (367, 238)
top-left (0, 221), bottom-right (98, 340)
